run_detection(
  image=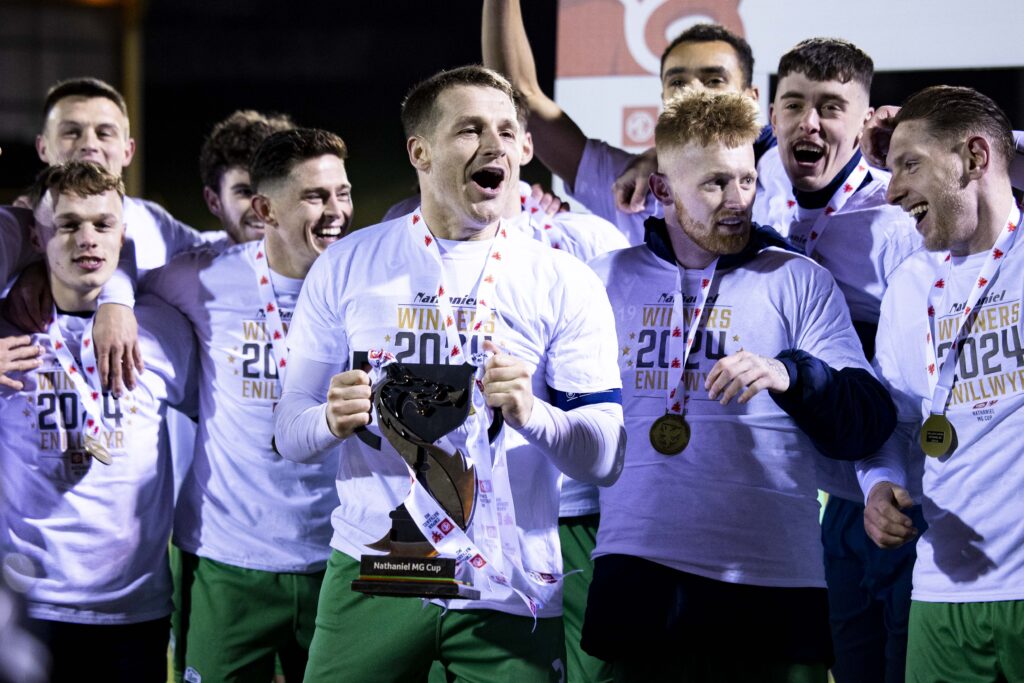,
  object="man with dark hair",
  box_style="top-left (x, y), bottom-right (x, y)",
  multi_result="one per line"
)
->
top-left (274, 65), bottom-right (625, 682)
top-left (198, 110), bottom-right (296, 248)
top-left (860, 85), bottom-right (1024, 683)
top-left (0, 160), bottom-right (198, 683)
top-left (583, 88), bottom-right (896, 682)
top-left (143, 127), bottom-right (351, 683)
top-left (757, 38), bottom-right (924, 683)
top-left (483, 0), bottom-right (767, 243)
